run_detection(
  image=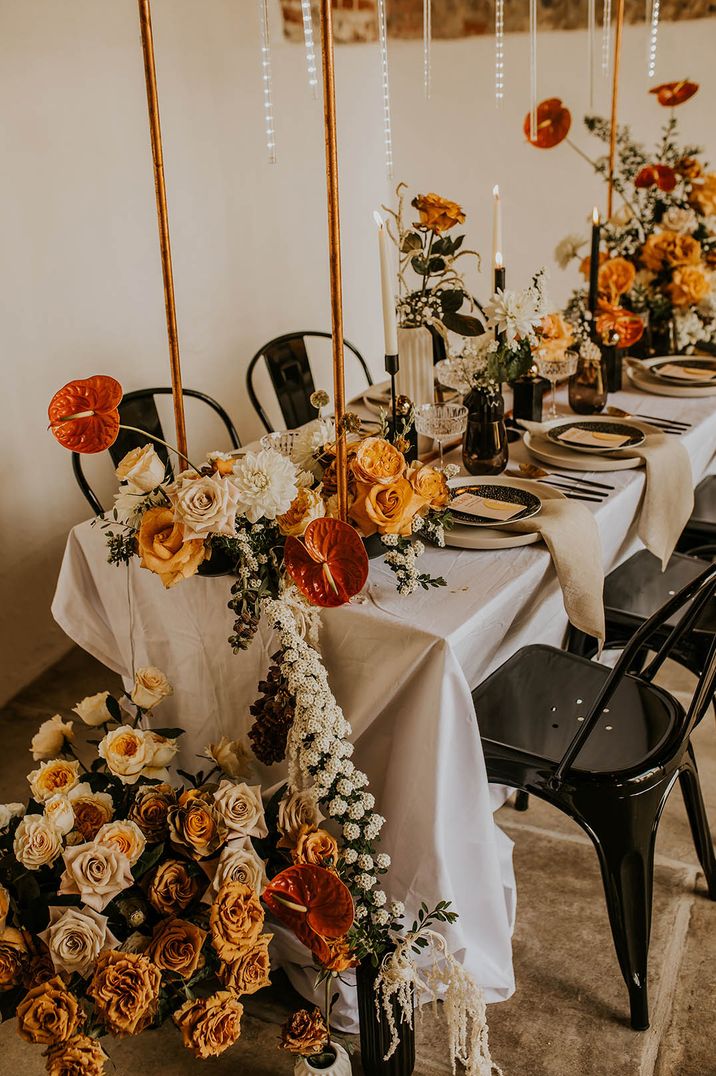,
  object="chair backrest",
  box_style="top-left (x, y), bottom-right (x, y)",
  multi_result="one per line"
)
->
top-left (246, 331), bottom-right (373, 433)
top-left (552, 562), bottom-right (716, 783)
top-left (72, 387), bottom-right (241, 516)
